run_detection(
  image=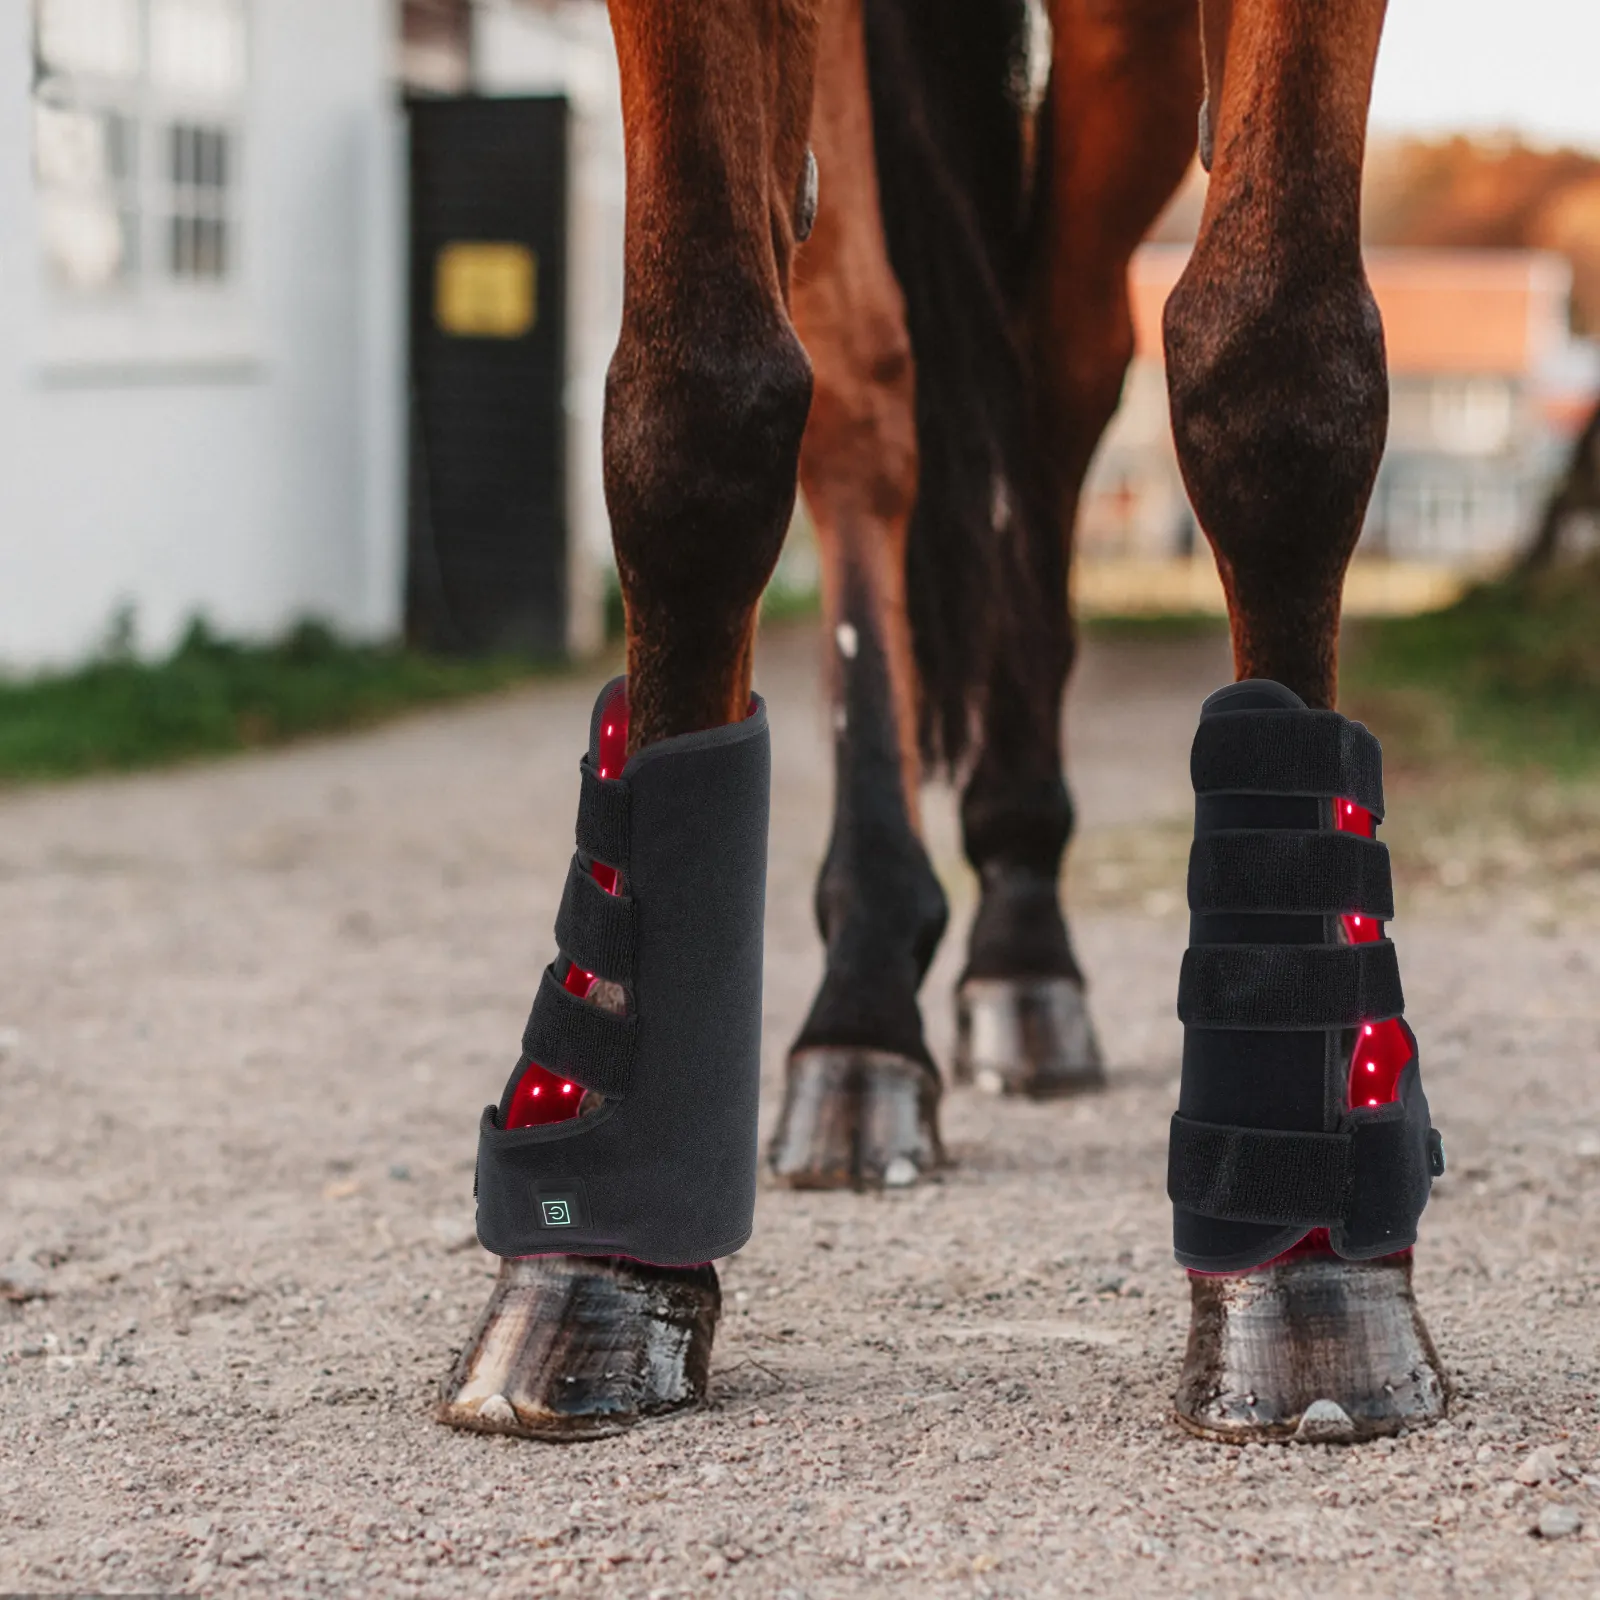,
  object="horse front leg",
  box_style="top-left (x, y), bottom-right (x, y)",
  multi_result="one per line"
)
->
top-left (768, 0), bottom-right (948, 1191)
top-left (438, 0), bottom-right (822, 1440)
top-left (1163, 0), bottom-right (1447, 1442)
